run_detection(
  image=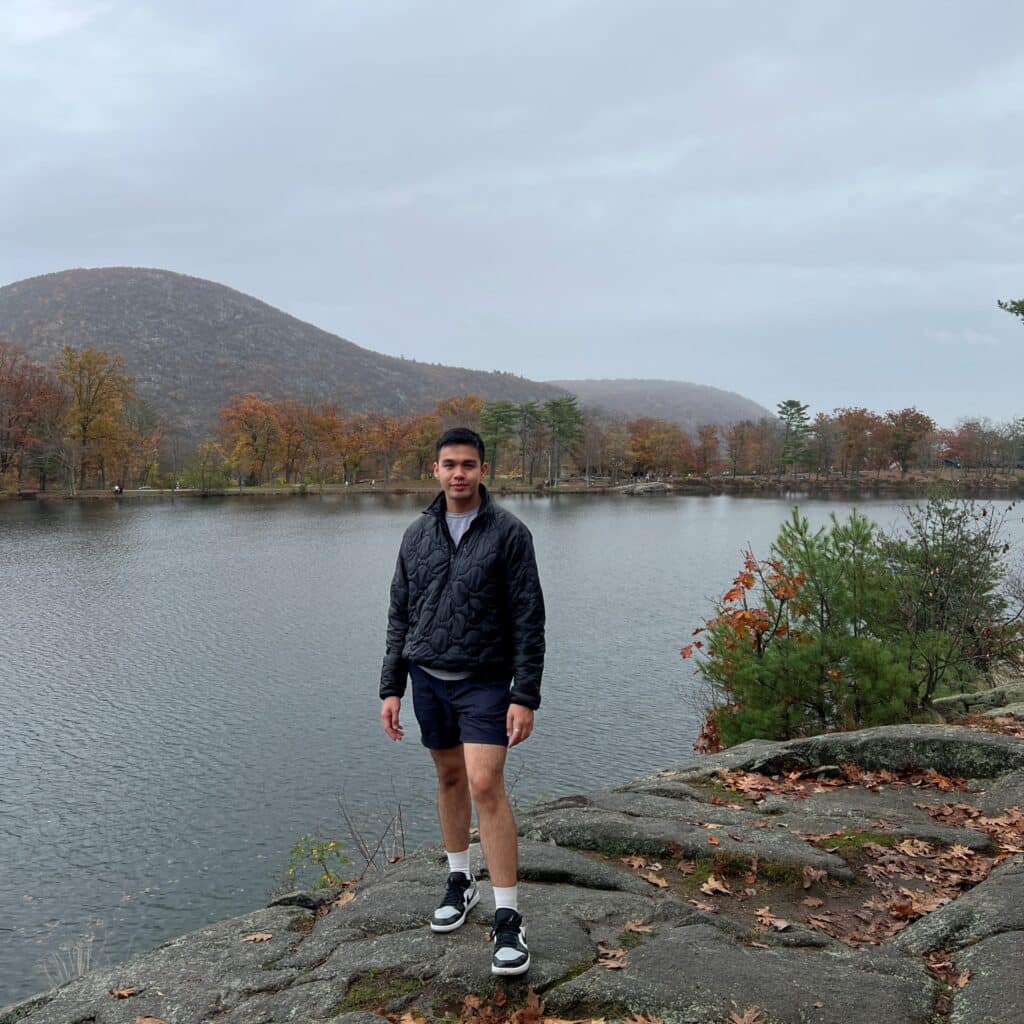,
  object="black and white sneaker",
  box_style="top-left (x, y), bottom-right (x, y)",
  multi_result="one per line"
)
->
top-left (490, 908), bottom-right (530, 976)
top-left (429, 872), bottom-right (480, 933)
